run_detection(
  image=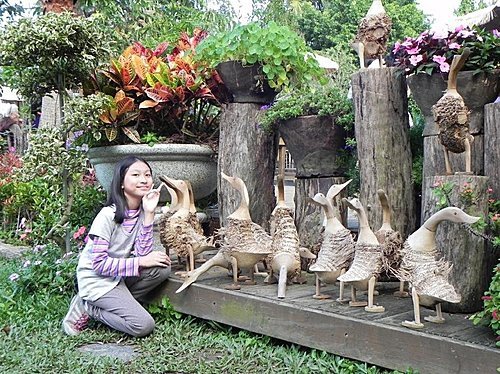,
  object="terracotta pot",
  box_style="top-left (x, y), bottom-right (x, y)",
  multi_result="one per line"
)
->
top-left (216, 61), bottom-right (277, 104)
top-left (87, 144), bottom-right (217, 201)
top-left (407, 70), bottom-right (500, 136)
top-left (278, 115), bottom-right (347, 178)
